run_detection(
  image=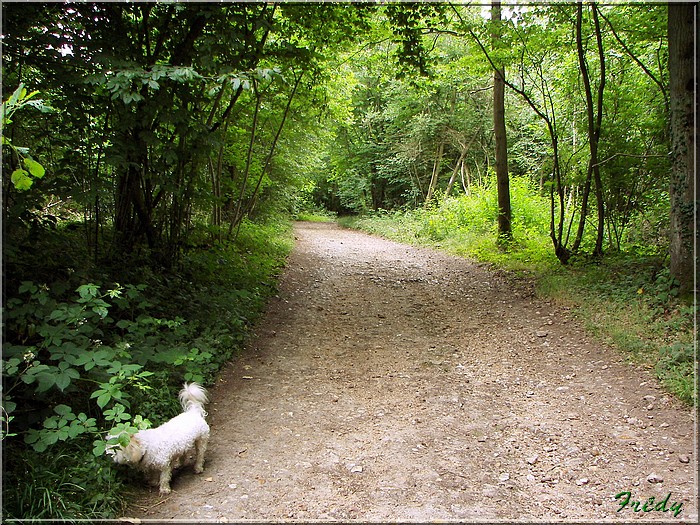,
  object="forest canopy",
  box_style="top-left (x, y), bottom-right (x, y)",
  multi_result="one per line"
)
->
top-left (2, 2), bottom-right (692, 276)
